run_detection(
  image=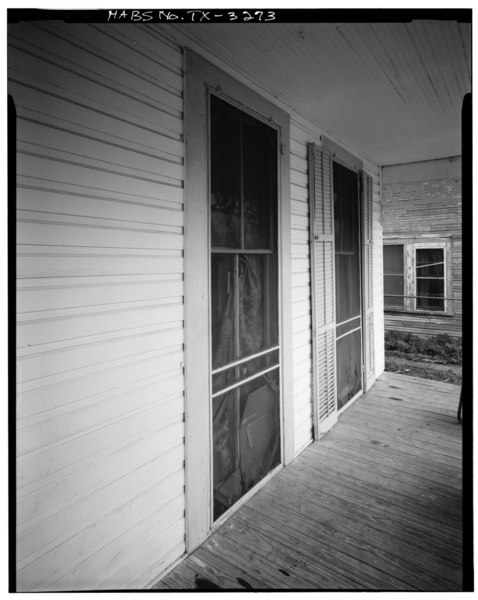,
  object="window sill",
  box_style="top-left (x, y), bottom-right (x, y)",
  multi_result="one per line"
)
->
top-left (384, 308), bottom-right (454, 318)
